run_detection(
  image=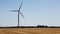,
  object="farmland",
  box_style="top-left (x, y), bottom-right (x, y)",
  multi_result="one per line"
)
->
top-left (0, 28), bottom-right (60, 34)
